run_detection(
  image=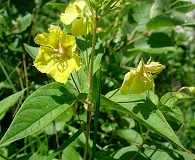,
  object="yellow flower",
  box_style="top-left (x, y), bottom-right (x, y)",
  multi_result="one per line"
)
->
top-left (33, 25), bottom-right (81, 84)
top-left (60, 0), bottom-right (93, 36)
top-left (120, 59), bottom-right (165, 94)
